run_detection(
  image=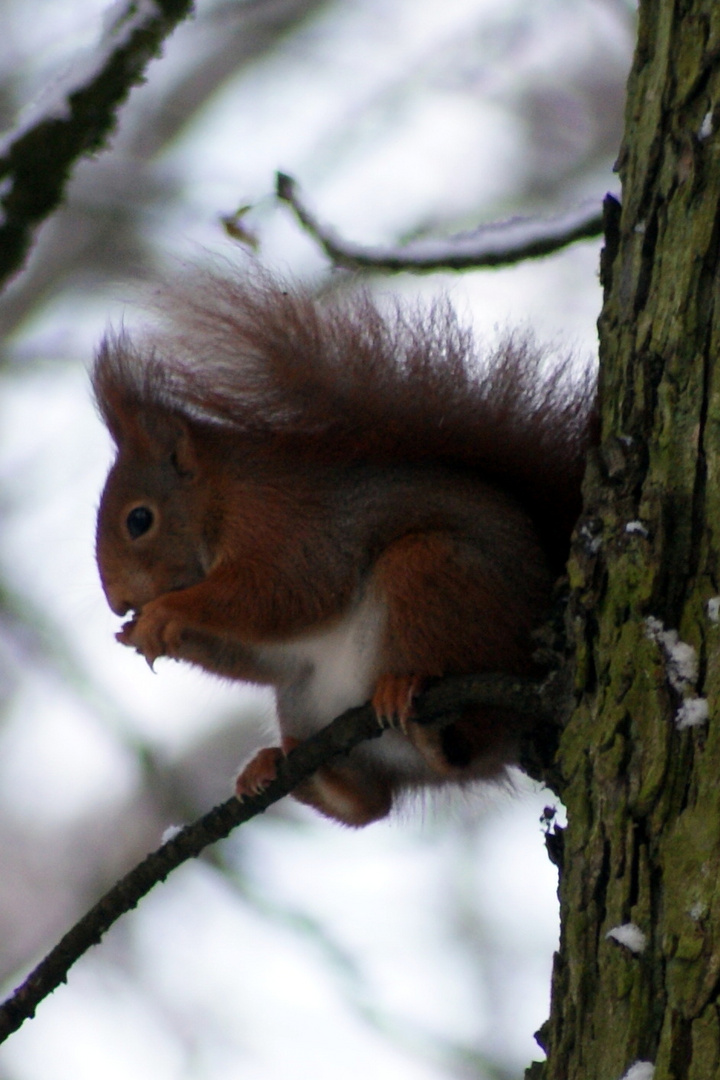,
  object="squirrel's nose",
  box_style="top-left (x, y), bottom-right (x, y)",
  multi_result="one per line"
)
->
top-left (104, 583), bottom-right (131, 617)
